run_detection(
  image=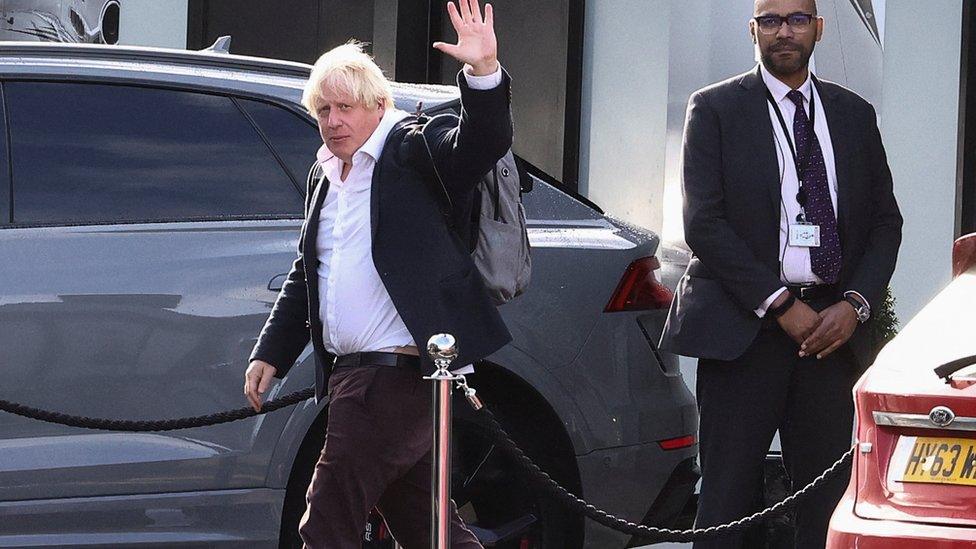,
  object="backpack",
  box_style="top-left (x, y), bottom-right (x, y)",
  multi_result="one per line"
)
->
top-left (419, 113), bottom-right (532, 306)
